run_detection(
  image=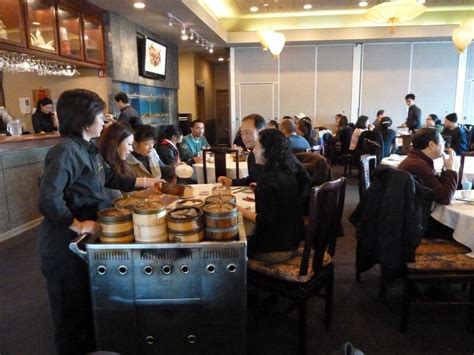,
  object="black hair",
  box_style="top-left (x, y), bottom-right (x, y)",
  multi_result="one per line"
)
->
top-left (162, 124), bottom-right (183, 139)
top-left (36, 97), bottom-right (53, 111)
top-left (405, 93), bottom-right (415, 101)
top-left (128, 116), bottom-right (143, 130)
top-left (258, 128), bottom-right (296, 174)
top-left (412, 127), bottom-right (440, 150)
top-left (296, 119), bottom-right (315, 142)
top-left (57, 89), bottom-right (105, 137)
top-left (242, 113), bottom-right (266, 130)
top-left (355, 115), bottom-right (369, 129)
top-left (191, 119), bottom-right (204, 128)
top-left (337, 115), bottom-right (348, 128)
top-left (267, 120), bottom-right (279, 129)
top-left (134, 125), bottom-right (156, 143)
top-left (114, 92), bottom-right (129, 104)
top-left (428, 114), bottom-right (441, 126)
top-left (376, 109), bottom-right (384, 117)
